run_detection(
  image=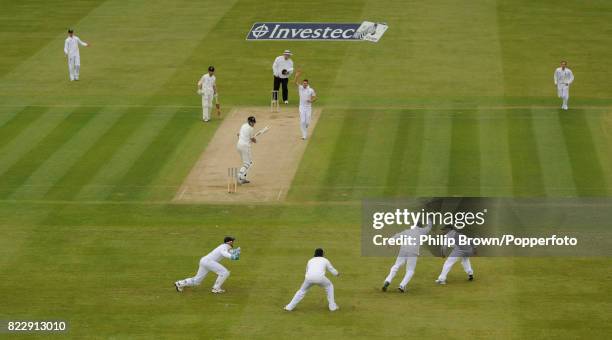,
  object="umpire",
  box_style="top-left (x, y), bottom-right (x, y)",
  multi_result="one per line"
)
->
top-left (272, 50), bottom-right (294, 104)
